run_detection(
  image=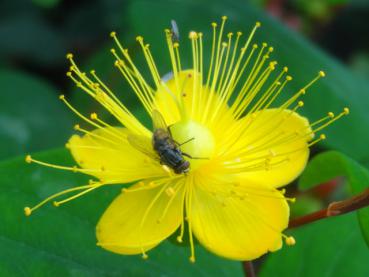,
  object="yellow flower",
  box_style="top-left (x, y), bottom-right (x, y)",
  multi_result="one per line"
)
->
top-left (25, 16), bottom-right (348, 262)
